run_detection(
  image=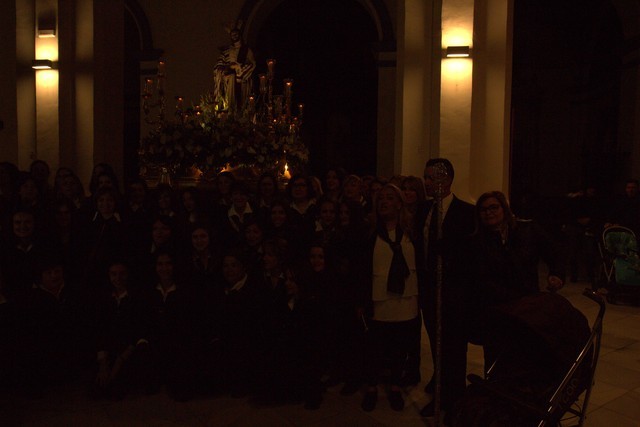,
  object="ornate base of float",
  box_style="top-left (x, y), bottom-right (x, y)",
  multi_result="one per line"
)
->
top-left (142, 164), bottom-right (289, 191)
